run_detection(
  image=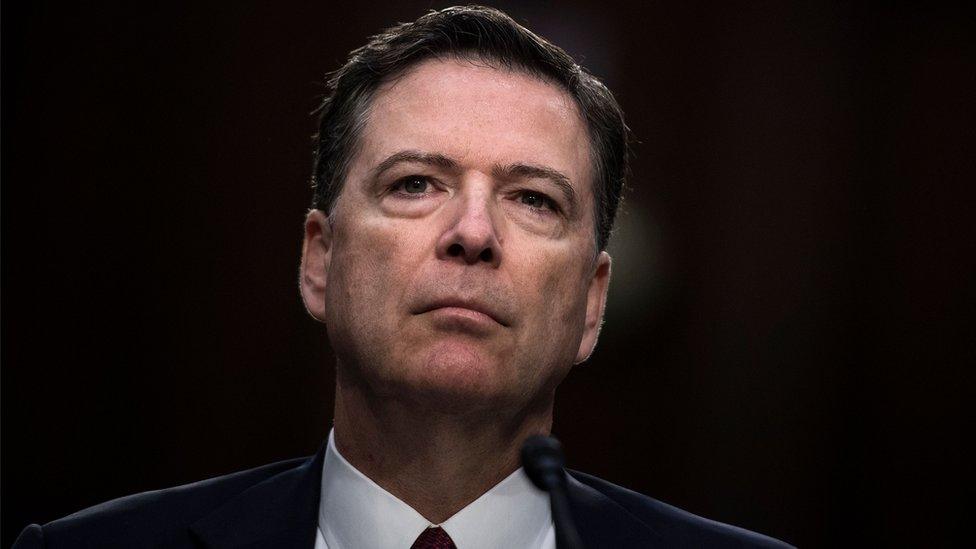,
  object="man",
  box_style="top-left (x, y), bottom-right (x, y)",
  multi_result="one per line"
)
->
top-left (14, 6), bottom-right (791, 548)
